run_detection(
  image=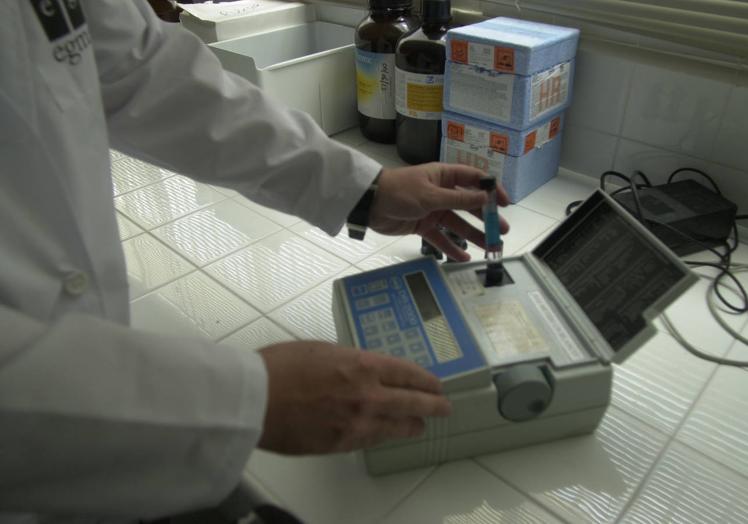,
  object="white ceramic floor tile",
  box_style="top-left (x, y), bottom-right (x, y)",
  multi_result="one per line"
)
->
top-left (130, 272), bottom-right (260, 341)
top-left (656, 265), bottom-right (746, 356)
top-left (233, 195), bottom-right (302, 228)
top-left (676, 363), bottom-right (748, 478)
top-left (115, 175), bottom-right (226, 230)
top-left (514, 223), bottom-right (559, 255)
top-left (110, 156), bottom-right (175, 196)
top-left (204, 230), bottom-right (349, 313)
top-left (476, 407), bottom-right (669, 524)
top-left (109, 149), bottom-right (127, 164)
top-left (116, 212), bottom-right (143, 241)
top-left (129, 298), bottom-right (207, 341)
top-left (152, 199), bottom-right (282, 267)
top-left (356, 234), bottom-right (426, 272)
top-left (245, 450), bottom-right (433, 524)
top-left (461, 204), bottom-right (558, 258)
top-left (290, 222), bottom-right (399, 264)
top-left (122, 234), bottom-right (195, 300)
top-left (517, 169), bottom-right (598, 221)
top-left (219, 317), bottom-right (296, 352)
top-left (620, 442), bottom-right (748, 524)
top-left (268, 267), bottom-right (357, 342)
top-left (209, 184), bottom-right (242, 199)
top-left (381, 460), bottom-right (564, 524)
top-left (725, 337), bottom-right (748, 366)
top-left (612, 330), bottom-right (718, 435)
